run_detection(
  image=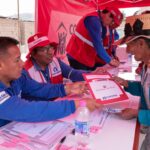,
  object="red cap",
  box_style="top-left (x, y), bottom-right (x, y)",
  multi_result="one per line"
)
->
top-left (49, 42), bottom-right (58, 50)
top-left (105, 7), bottom-right (123, 28)
top-left (26, 33), bottom-right (50, 58)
